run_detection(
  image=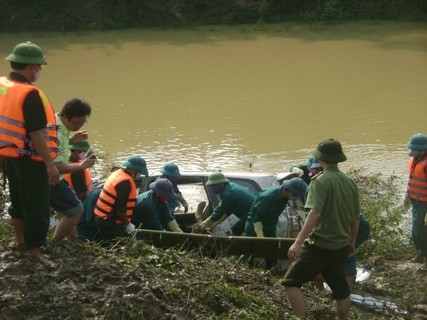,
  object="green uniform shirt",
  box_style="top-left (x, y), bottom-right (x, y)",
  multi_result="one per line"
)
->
top-left (305, 167), bottom-right (360, 250)
top-left (54, 113), bottom-right (71, 180)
